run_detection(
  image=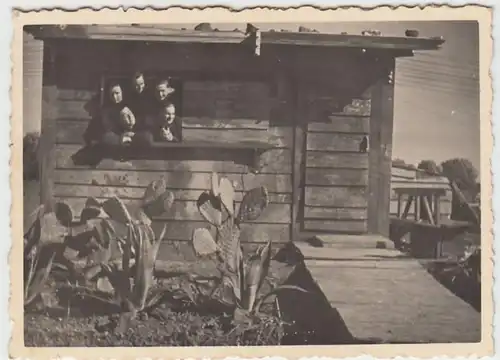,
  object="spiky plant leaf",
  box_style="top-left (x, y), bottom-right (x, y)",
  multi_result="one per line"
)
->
top-left (237, 186), bottom-right (269, 223)
top-left (85, 197), bottom-right (102, 209)
top-left (54, 201), bottom-right (73, 227)
top-left (24, 252), bottom-right (56, 307)
top-left (192, 228), bottom-right (218, 256)
top-left (39, 212), bottom-right (68, 246)
top-left (102, 197), bottom-right (132, 224)
top-left (219, 177), bottom-right (235, 216)
top-left (217, 219), bottom-right (241, 273)
top-left (197, 191), bottom-right (224, 226)
top-left (24, 215), bottom-right (42, 258)
top-left (80, 206), bottom-right (102, 223)
top-left (243, 239), bottom-right (272, 311)
top-left (211, 172), bottom-right (220, 196)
